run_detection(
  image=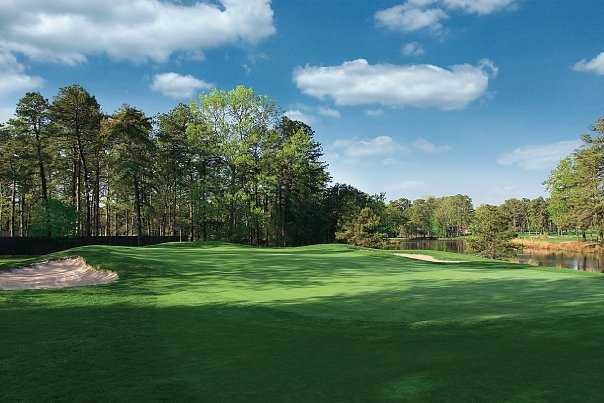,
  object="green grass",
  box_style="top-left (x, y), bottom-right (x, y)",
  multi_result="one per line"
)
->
top-left (2, 242), bottom-right (604, 402)
top-left (0, 255), bottom-right (41, 270)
